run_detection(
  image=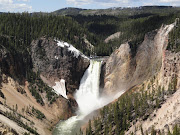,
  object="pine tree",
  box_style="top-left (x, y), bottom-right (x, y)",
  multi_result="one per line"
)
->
top-left (88, 120), bottom-right (92, 135)
top-left (172, 125), bottom-right (179, 135)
